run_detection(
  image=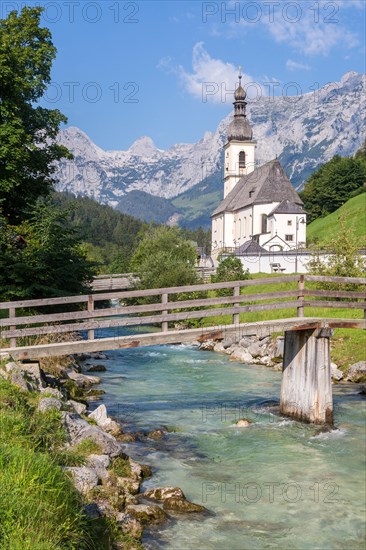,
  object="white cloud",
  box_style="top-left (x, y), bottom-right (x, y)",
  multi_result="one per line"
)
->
top-left (286, 59), bottom-right (311, 71)
top-left (158, 43), bottom-right (264, 104)
top-left (222, 0), bottom-right (360, 57)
